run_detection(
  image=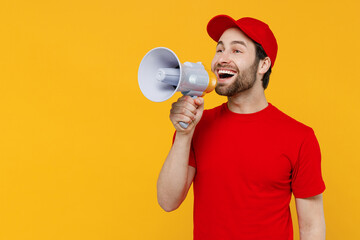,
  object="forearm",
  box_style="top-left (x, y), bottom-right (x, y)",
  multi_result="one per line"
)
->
top-left (299, 224), bottom-right (326, 240)
top-left (299, 211), bottom-right (326, 240)
top-left (296, 194), bottom-right (326, 240)
top-left (157, 132), bottom-right (193, 212)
